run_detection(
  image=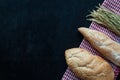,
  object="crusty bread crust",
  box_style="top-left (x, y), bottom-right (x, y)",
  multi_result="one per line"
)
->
top-left (78, 27), bottom-right (120, 67)
top-left (65, 48), bottom-right (114, 80)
